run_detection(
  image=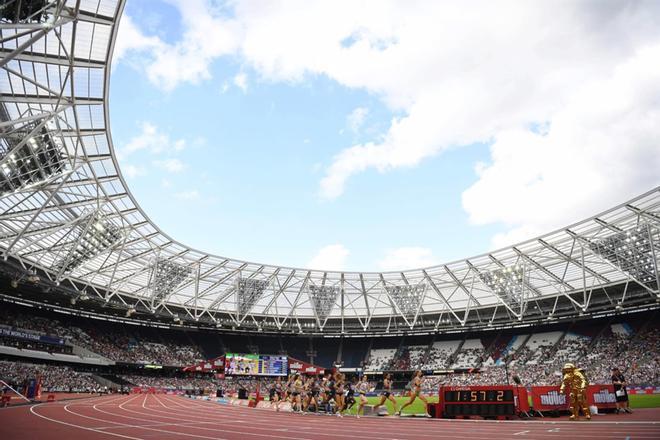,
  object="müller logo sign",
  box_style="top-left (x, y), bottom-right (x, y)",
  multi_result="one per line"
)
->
top-left (290, 362), bottom-right (303, 369)
top-left (539, 390), bottom-right (566, 406)
top-left (593, 388), bottom-right (616, 404)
